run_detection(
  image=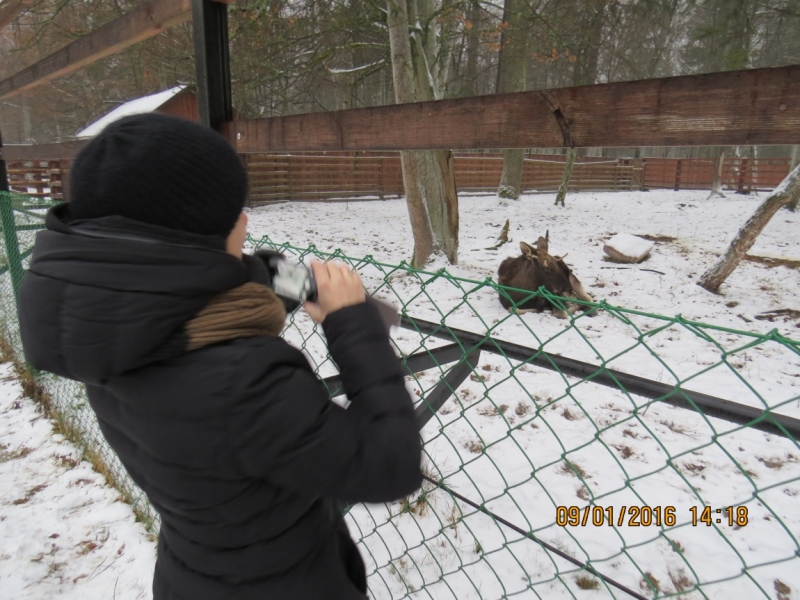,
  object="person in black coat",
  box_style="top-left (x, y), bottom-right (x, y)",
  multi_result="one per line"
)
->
top-left (18, 114), bottom-right (422, 599)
